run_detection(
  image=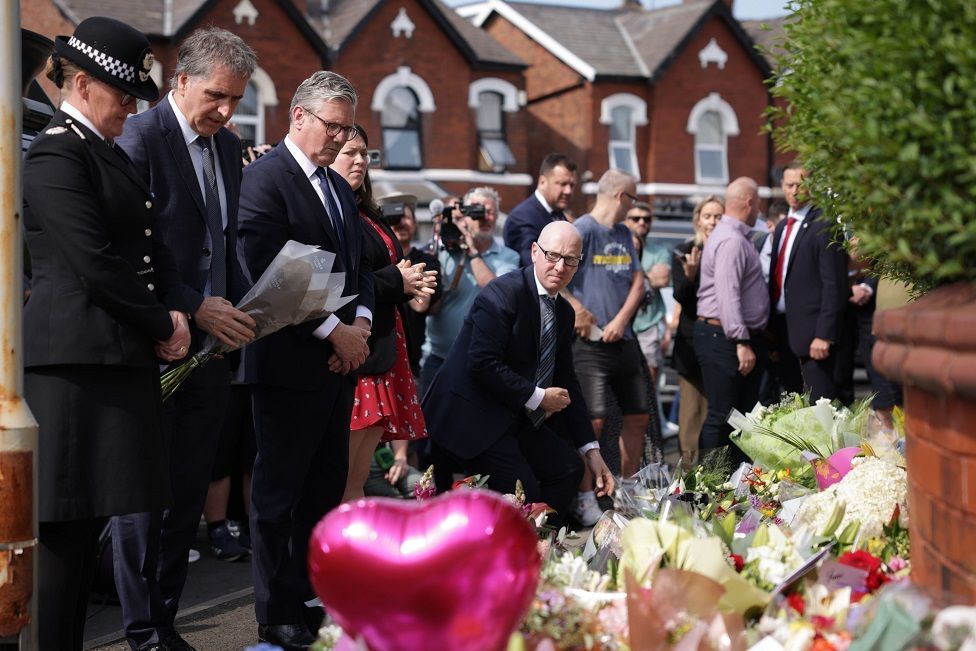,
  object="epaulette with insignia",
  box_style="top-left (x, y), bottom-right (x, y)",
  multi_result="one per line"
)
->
top-left (45, 126), bottom-right (68, 135)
